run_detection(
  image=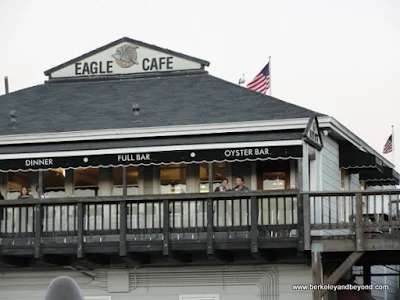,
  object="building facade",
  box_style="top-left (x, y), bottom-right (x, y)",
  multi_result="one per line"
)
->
top-left (0, 37), bottom-right (399, 300)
